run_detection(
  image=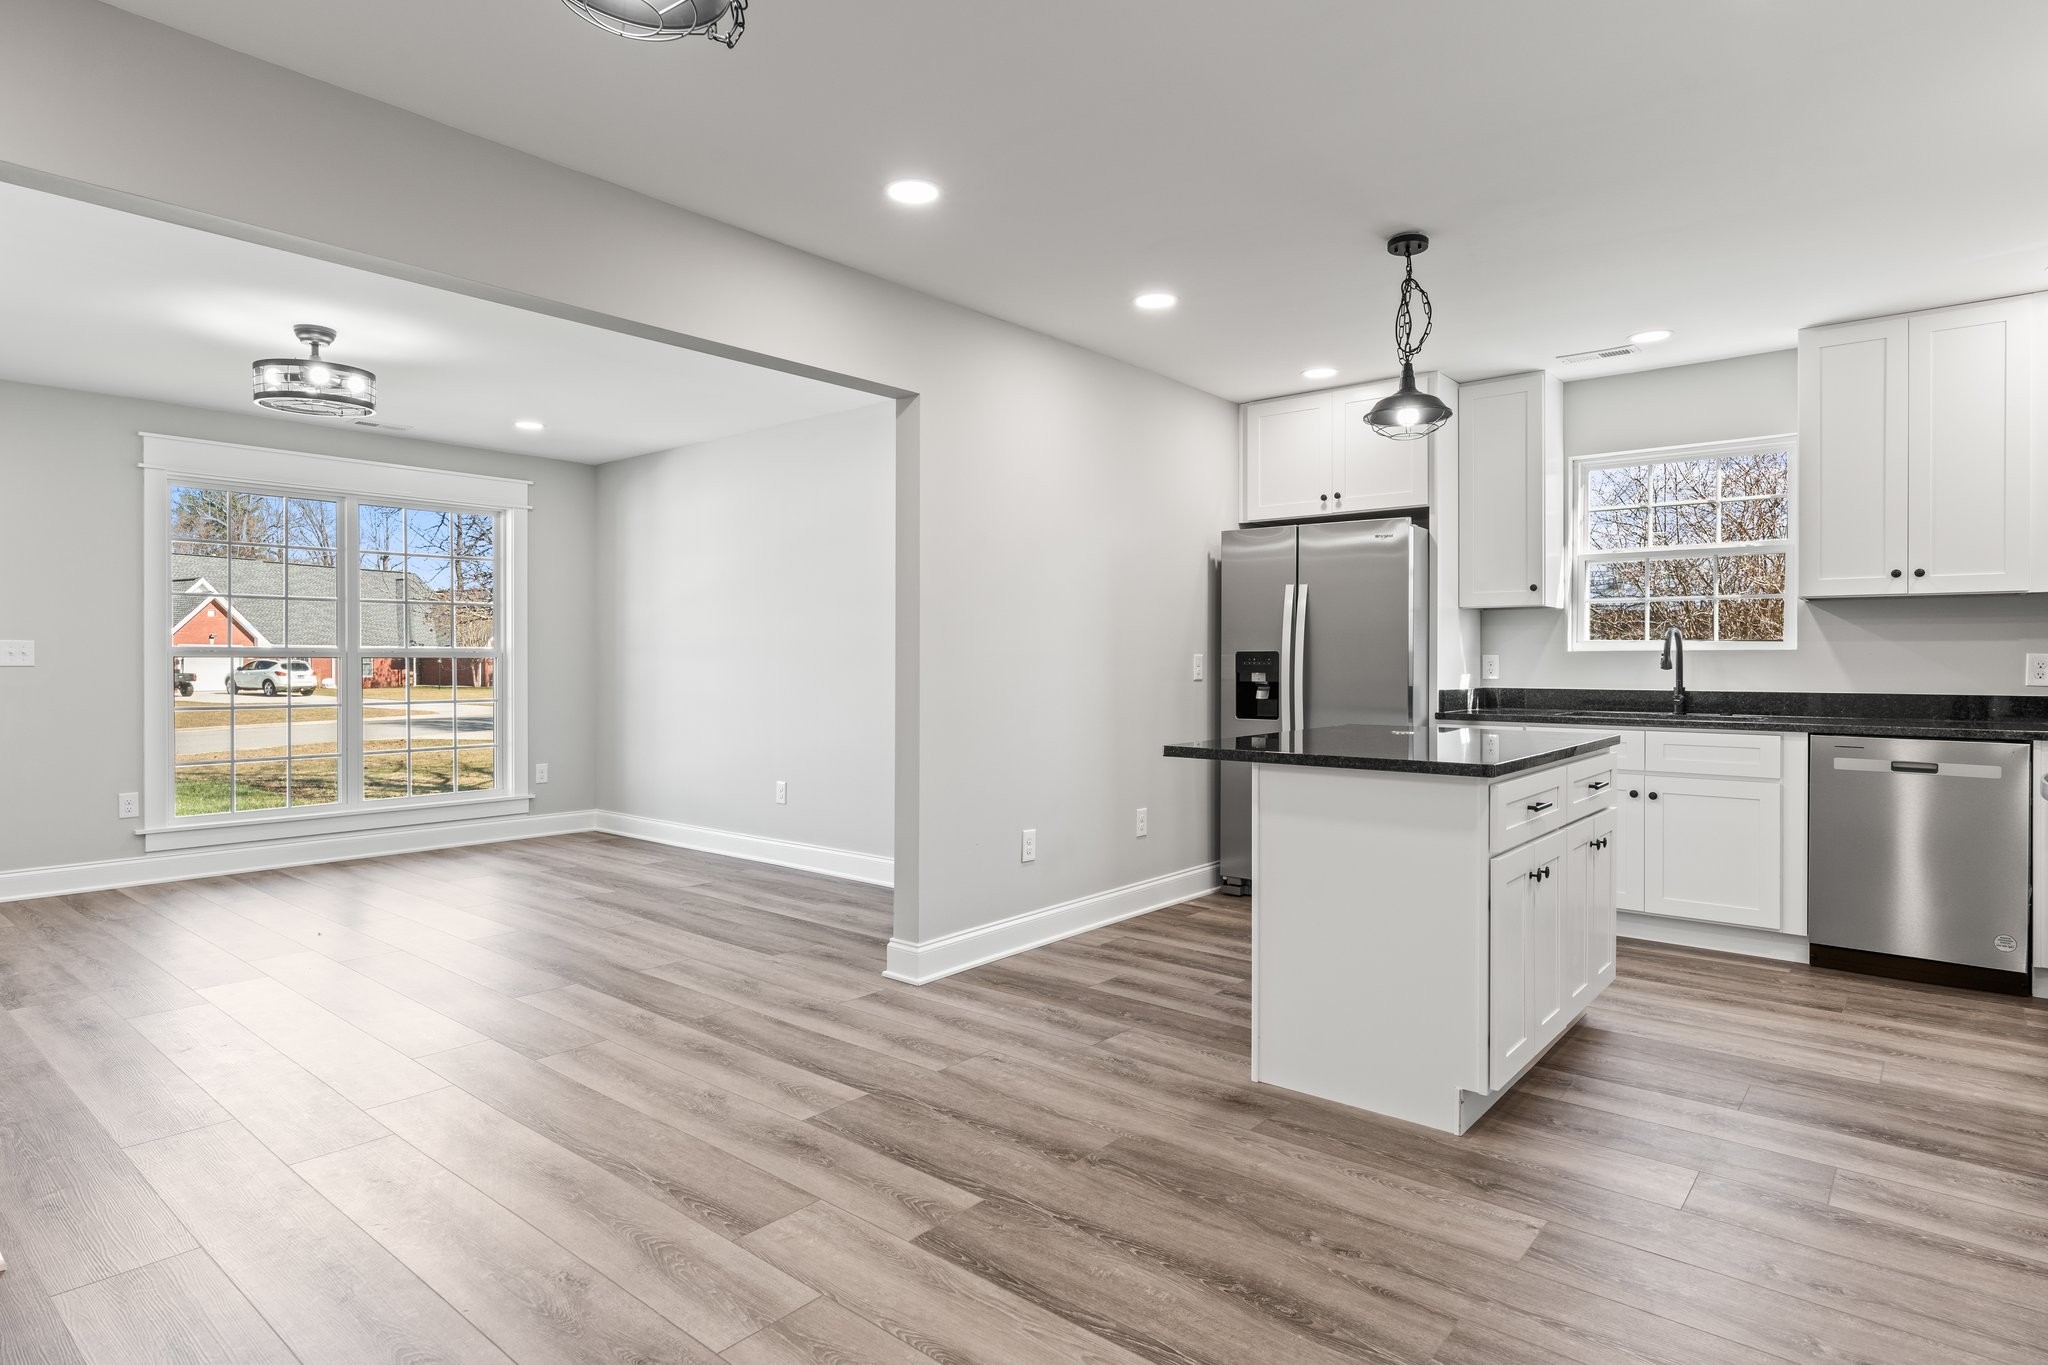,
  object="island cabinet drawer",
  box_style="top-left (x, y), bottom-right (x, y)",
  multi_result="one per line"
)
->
top-left (1643, 729), bottom-right (1783, 779)
top-left (1491, 767), bottom-right (1570, 851)
top-left (1565, 754), bottom-right (1619, 816)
